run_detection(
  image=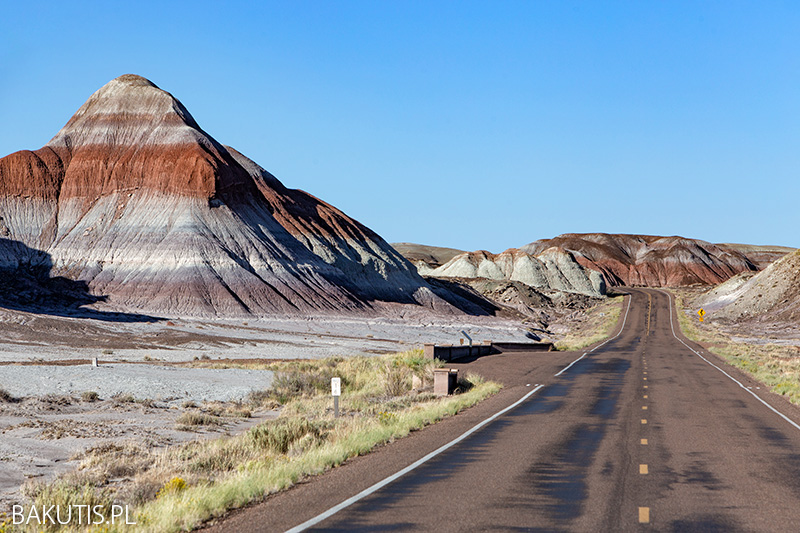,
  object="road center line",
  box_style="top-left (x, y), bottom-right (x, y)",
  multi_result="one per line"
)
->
top-left (660, 289), bottom-right (800, 434)
top-left (285, 384), bottom-right (546, 532)
top-left (554, 294), bottom-right (633, 377)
